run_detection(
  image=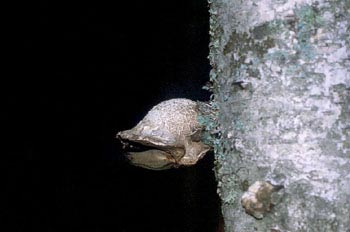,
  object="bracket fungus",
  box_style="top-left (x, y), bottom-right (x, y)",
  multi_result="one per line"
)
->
top-left (117, 98), bottom-right (211, 170)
